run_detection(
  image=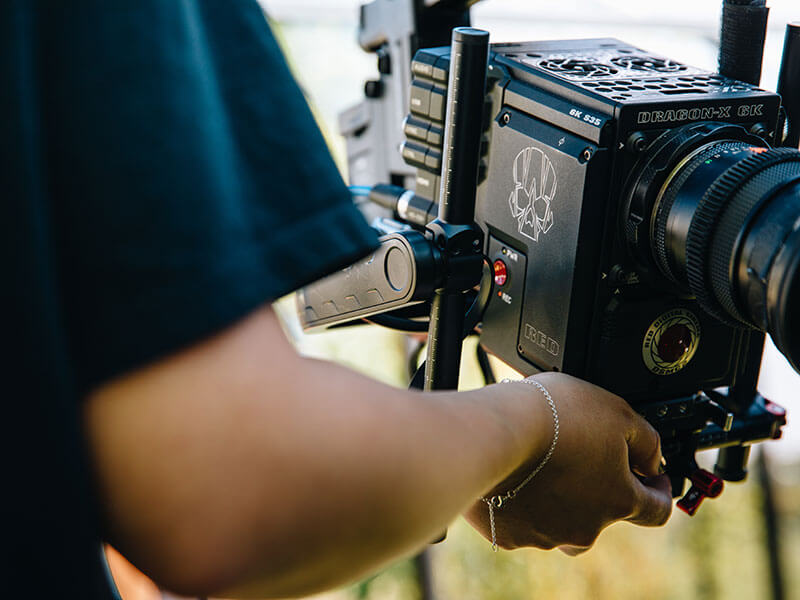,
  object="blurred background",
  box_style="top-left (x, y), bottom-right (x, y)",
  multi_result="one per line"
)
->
top-left (263, 2), bottom-right (800, 599)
